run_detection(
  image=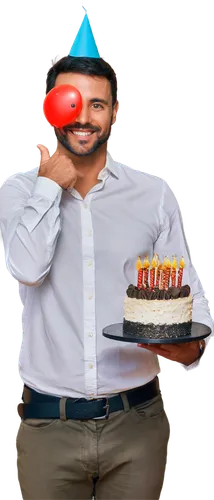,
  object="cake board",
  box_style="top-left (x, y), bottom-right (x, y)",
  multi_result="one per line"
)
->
top-left (102, 322), bottom-right (211, 344)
